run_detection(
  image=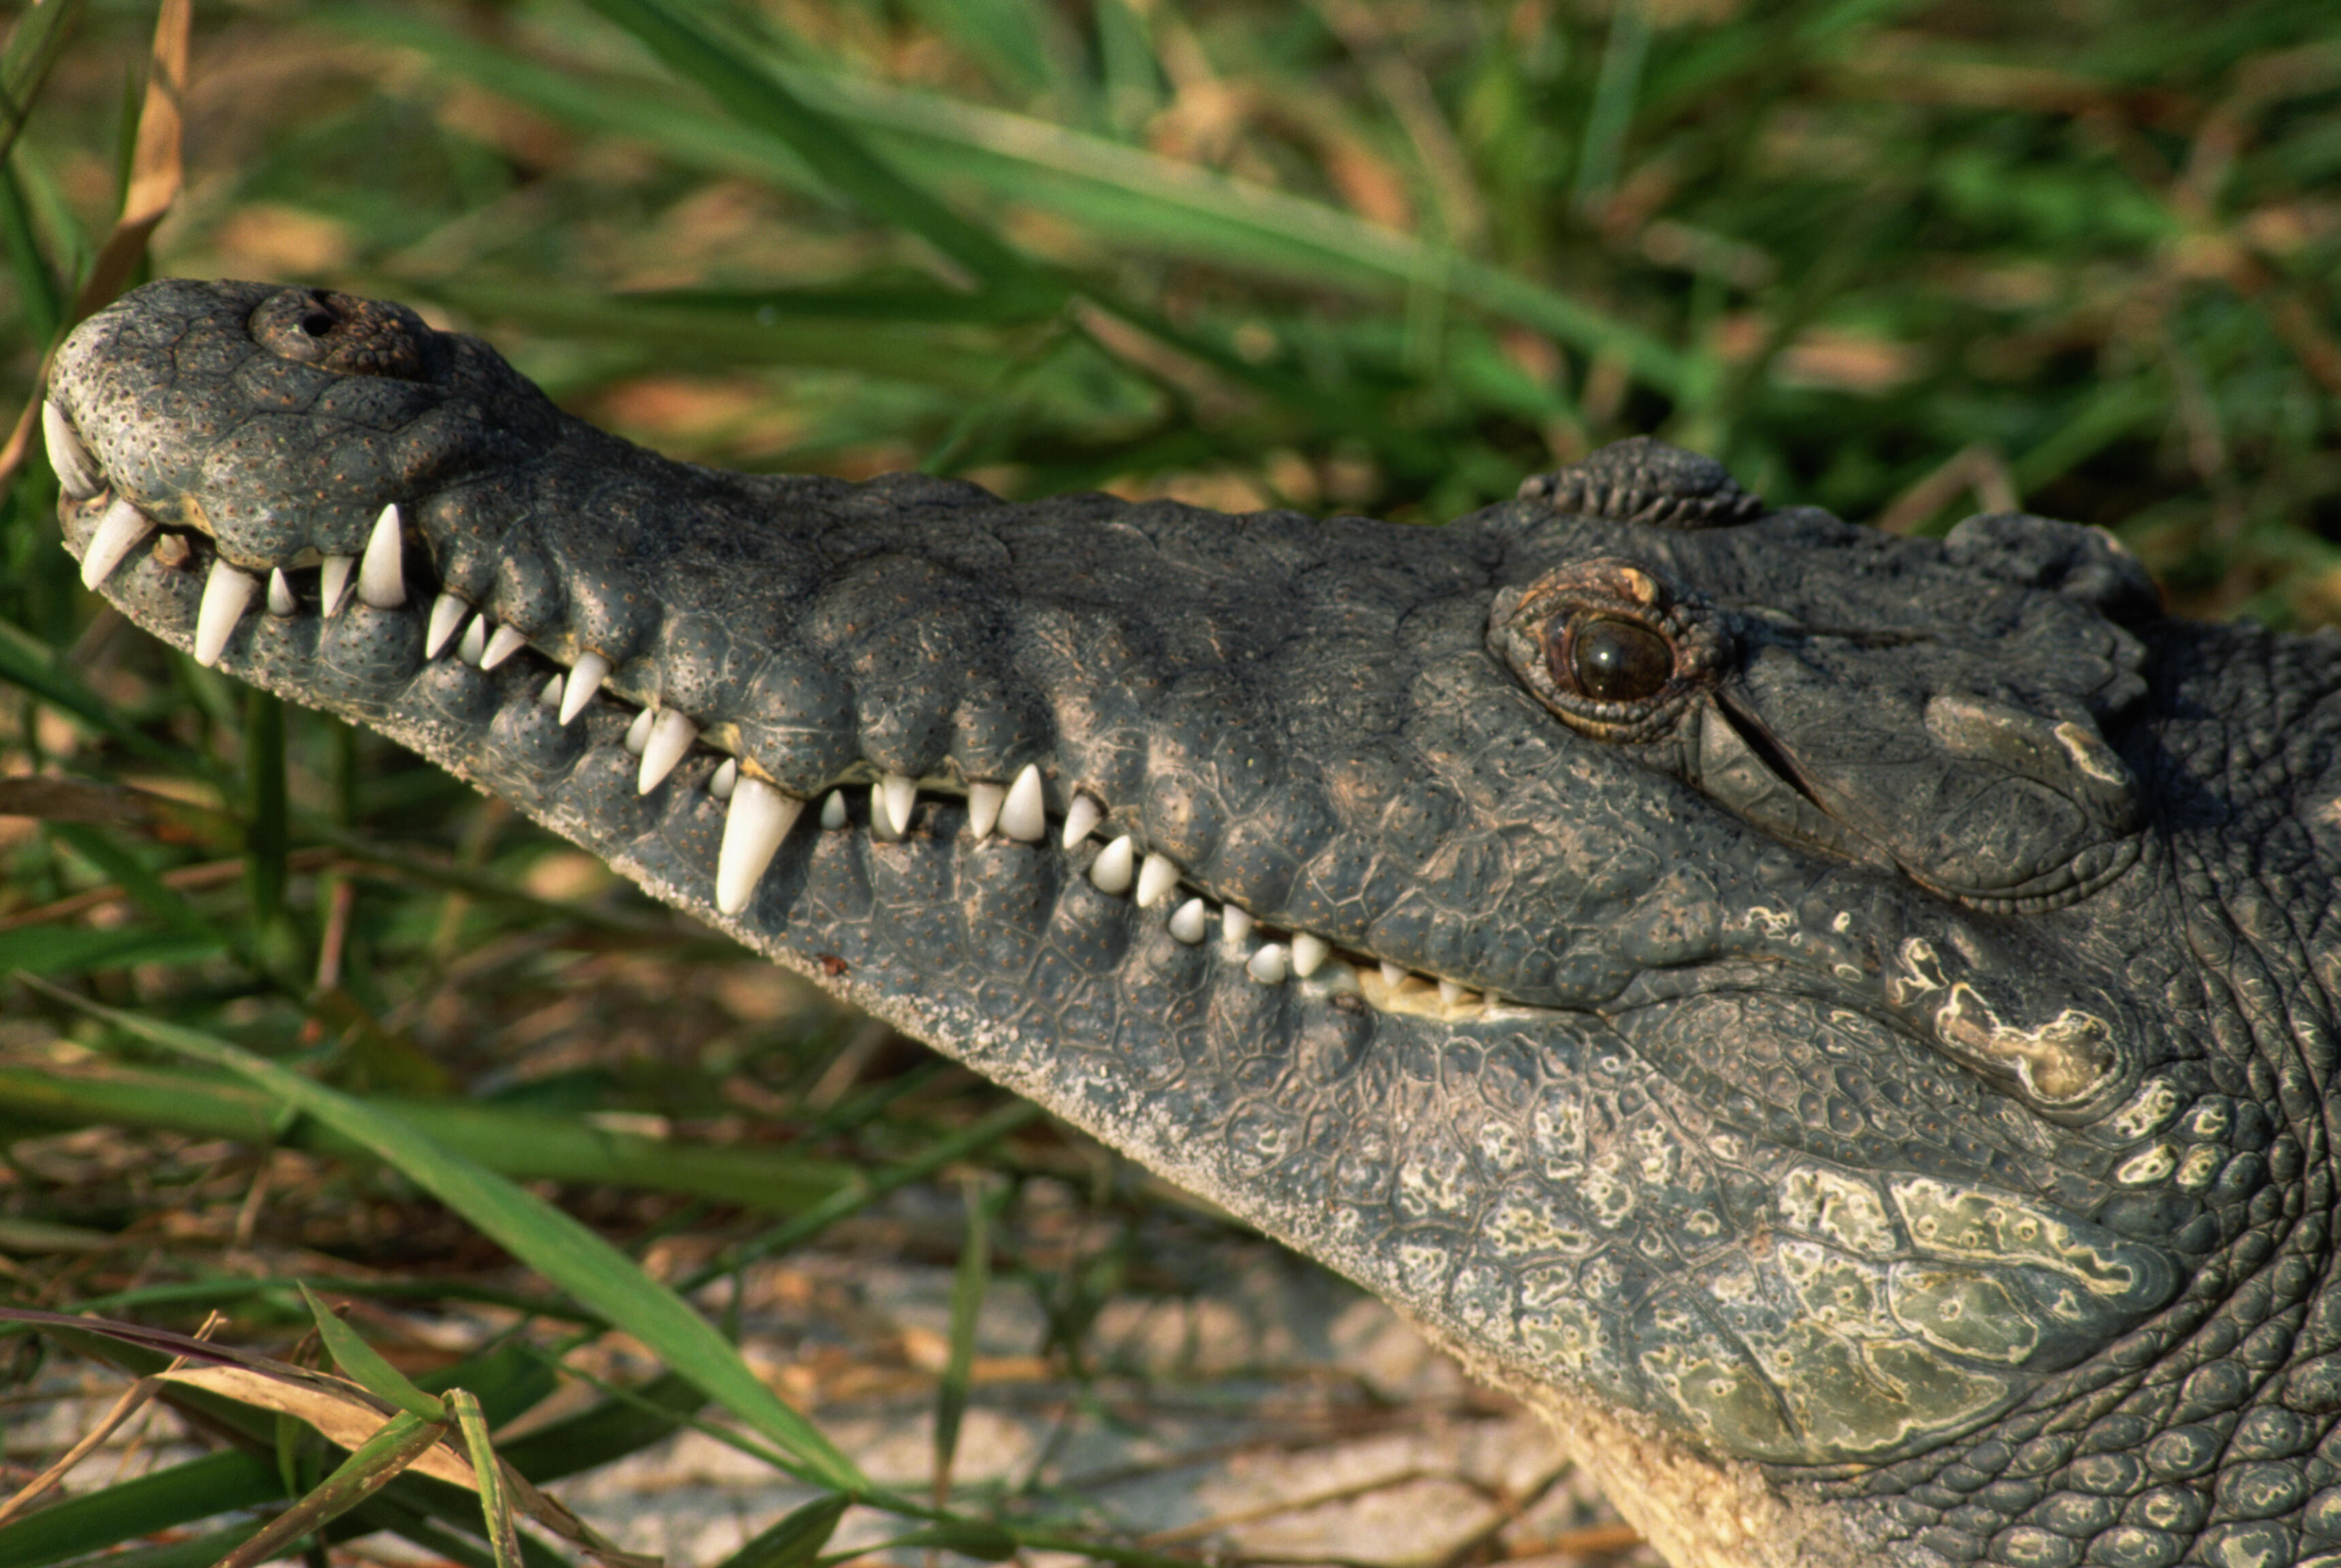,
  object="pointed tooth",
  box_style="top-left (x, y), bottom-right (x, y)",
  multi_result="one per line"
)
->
top-left (78, 497), bottom-right (154, 589)
top-left (715, 777), bottom-right (802, 916)
top-left (1060, 794), bottom-right (1103, 849)
top-left (1134, 852), bottom-right (1179, 908)
top-left (710, 758), bottom-right (739, 800)
top-left (44, 402), bottom-right (101, 501)
top-left (1222, 906), bottom-right (1255, 943)
top-left (357, 502), bottom-right (406, 609)
top-left (457, 615), bottom-right (488, 666)
top-left (1290, 932), bottom-right (1330, 978)
top-left (1168, 897), bottom-right (1208, 945)
top-left (266, 568), bottom-right (296, 617)
top-left (637, 710), bottom-right (696, 794)
top-left (1438, 979), bottom-right (1467, 1006)
top-left (868, 781), bottom-right (898, 840)
top-left (999, 763), bottom-right (1045, 842)
top-left (1091, 835), bottom-right (1136, 894)
top-left (559, 652), bottom-right (610, 724)
top-left (819, 790), bottom-right (848, 830)
top-left (882, 774), bottom-right (917, 838)
top-left (320, 554), bottom-right (355, 616)
top-left (967, 781), bottom-right (1005, 838)
top-left (539, 672), bottom-right (565, 709)
top-left (623, 706), bottom-right (656, 755)
top-left (424, 592), bottom-right (468, 657)
top-left (1247, 943), bottom-right (1290, 984)
top-left (193, 560), bottom-right (259, 666)
top-left (481, 623), bottom-right (528, 670)
top-left (1381, 961), bottom-right (1408, 990)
